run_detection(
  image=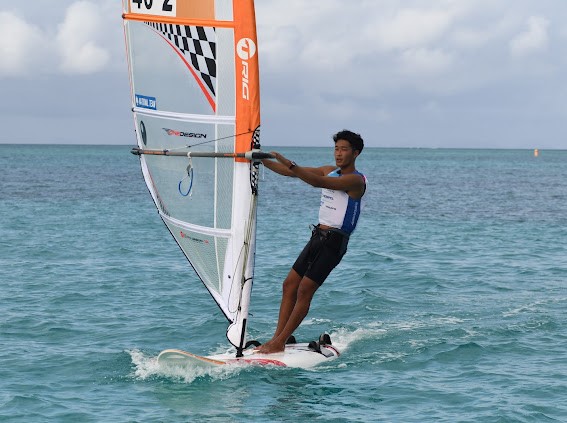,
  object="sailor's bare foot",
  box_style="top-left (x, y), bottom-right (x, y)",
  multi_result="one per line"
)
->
top-left (257, 343), bottom-right (285, 354)
top-left (255, 340), bottom-right (285, 354)
top-left (254, 339), bottom-right (272, 351)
